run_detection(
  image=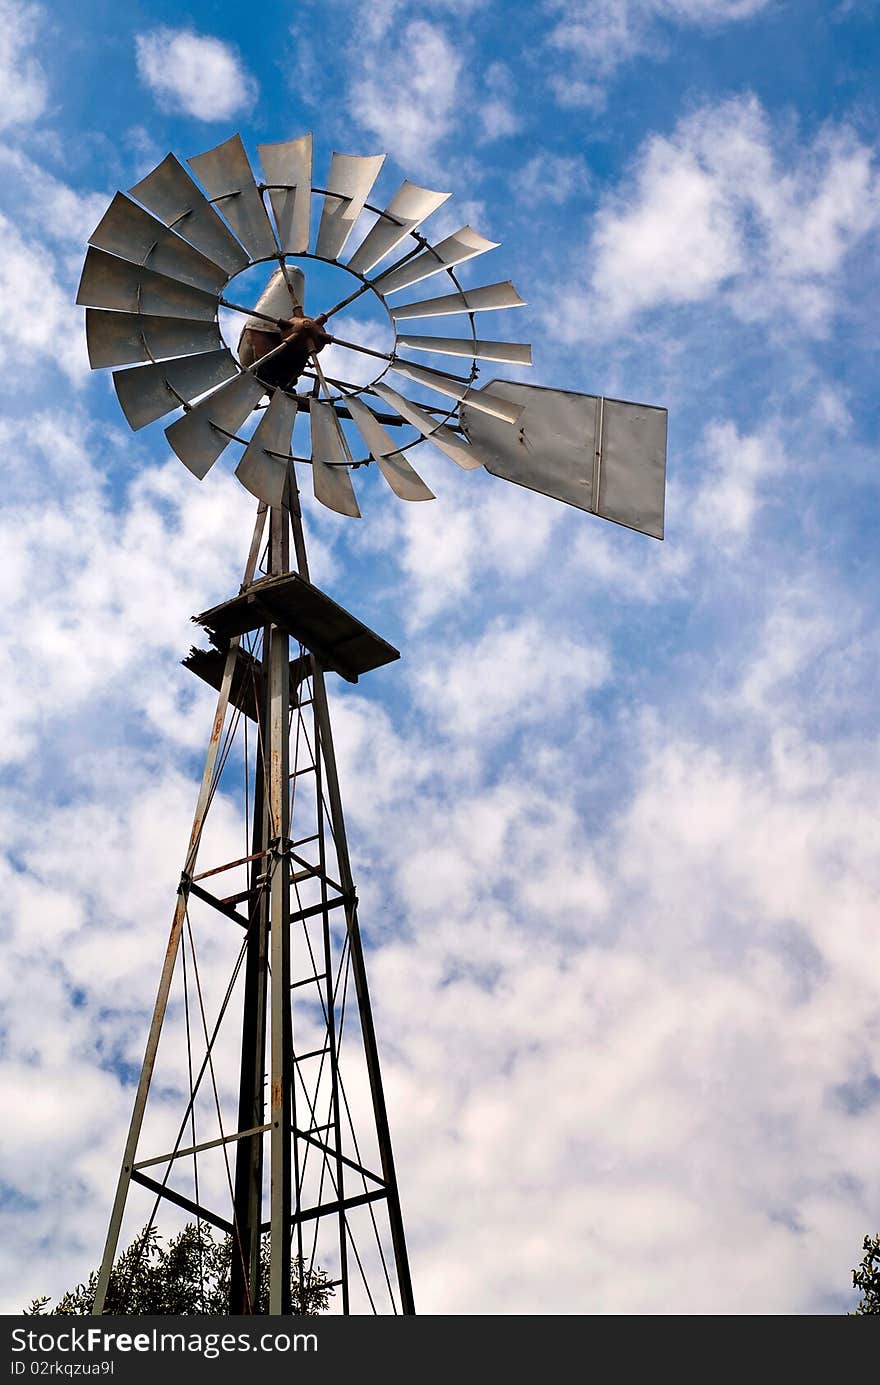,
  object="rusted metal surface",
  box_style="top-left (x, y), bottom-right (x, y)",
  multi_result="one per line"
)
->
top-left (238, 308), bottom-right (330, 392)
top-left (194, 571), bottom-right (400, 683)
